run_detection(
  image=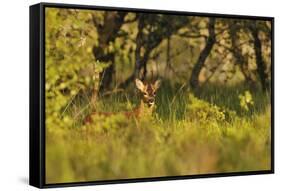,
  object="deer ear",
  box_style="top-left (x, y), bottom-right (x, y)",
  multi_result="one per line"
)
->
top-left (153, 79), bottom-right (161, 90)
top-left (135, 78), bottom-right (145, 91)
